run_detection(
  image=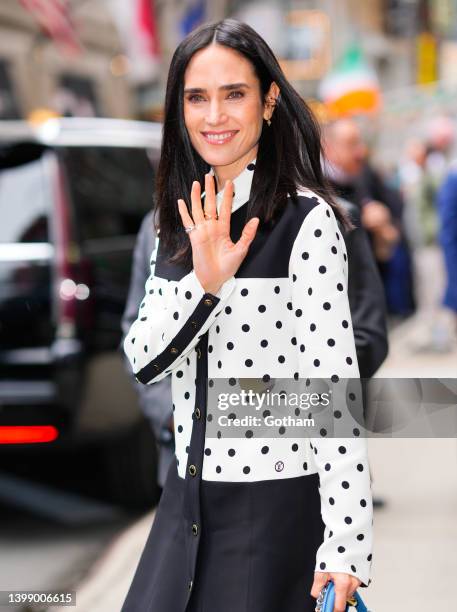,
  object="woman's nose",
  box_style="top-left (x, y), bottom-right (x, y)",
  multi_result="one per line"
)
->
top-left (206, 100), bottom-right (227, 125)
